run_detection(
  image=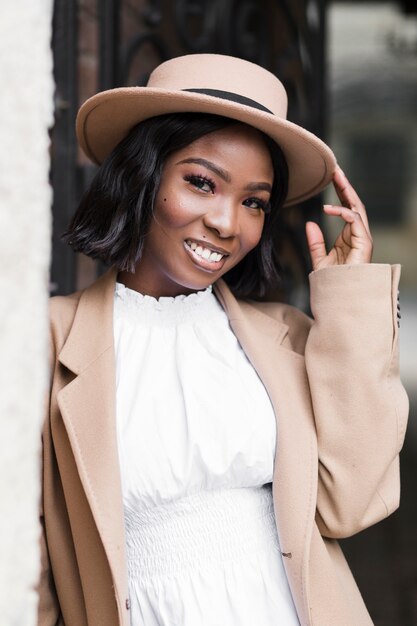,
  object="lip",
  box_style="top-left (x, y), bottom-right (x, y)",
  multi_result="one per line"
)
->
top-left (183, 241), bottom-right (229, 273)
